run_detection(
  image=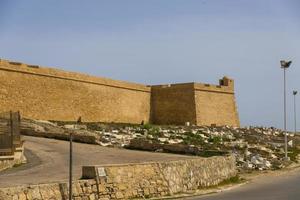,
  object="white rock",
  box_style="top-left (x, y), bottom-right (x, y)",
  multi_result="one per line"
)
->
top-left (263, 160), bottom-right (272, 168)
top-left (199, 134), bottom-right (208, 138)
top-left (244, 150), bottom-right (251, 157)
top-left (169, 139), bottom-right (183, 144)
top-left (251, 156), bottom-right (262, 165)
top-left (270, 154), bottom-right (277, 159)
top-left (35, 119), bottom-right (57, 126)
top-left (64, 124), bottom-right (87, 130)
top-left (288, 140), bottom-right (293, 147)
top-left (99, 142), bottom-right (111, 147)
top-left (114, 134), bottom-right (124, 139)
top-left (243, 161), bottom-right (254, 169)
top-left (158, 138), bottom-right (168, 142)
